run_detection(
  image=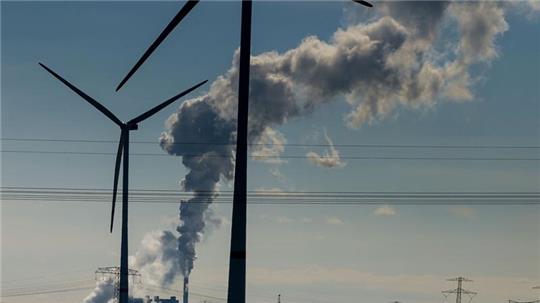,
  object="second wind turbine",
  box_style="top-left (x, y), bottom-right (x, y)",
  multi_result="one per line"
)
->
top-left (39, 62), bottom-right (206, 303)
